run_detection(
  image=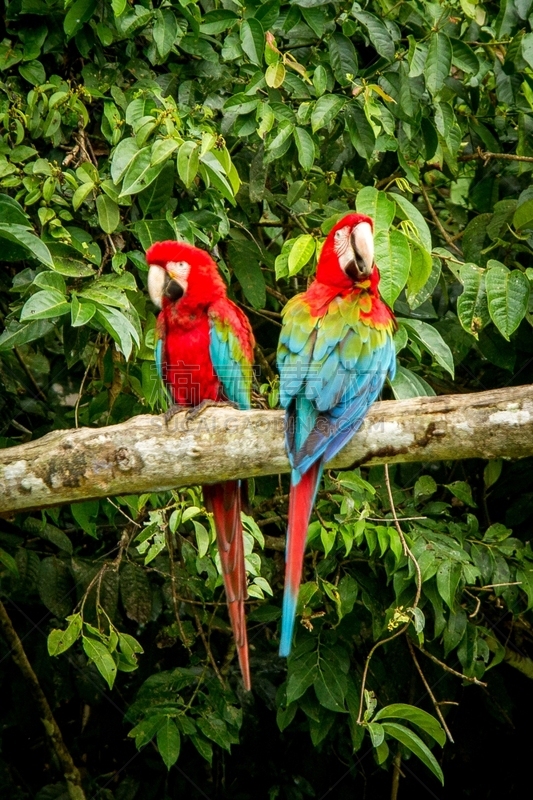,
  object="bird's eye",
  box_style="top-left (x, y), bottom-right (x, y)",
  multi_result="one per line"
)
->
top-left (335, 230), bottom-right (342, 238)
